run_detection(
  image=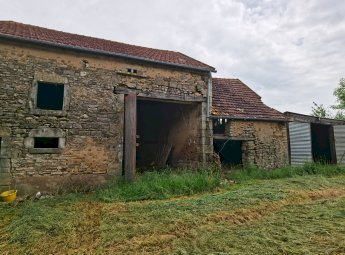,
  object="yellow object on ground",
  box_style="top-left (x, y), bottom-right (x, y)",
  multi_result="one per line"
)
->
top-left (0, 190), bottom-right (17, 202)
